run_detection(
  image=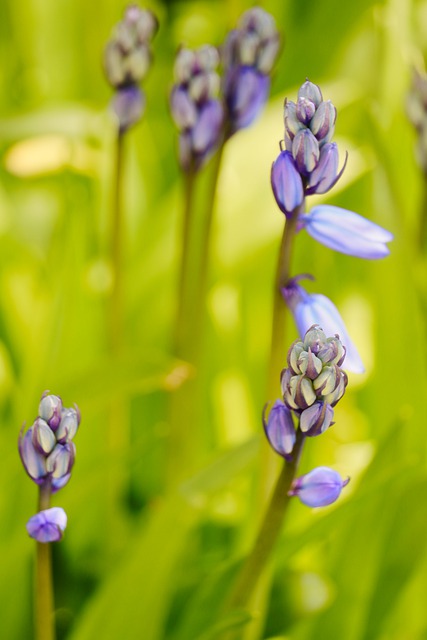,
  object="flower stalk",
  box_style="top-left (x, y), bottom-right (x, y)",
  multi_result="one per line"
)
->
top-left (35, 481), bottom-right (54, 640)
